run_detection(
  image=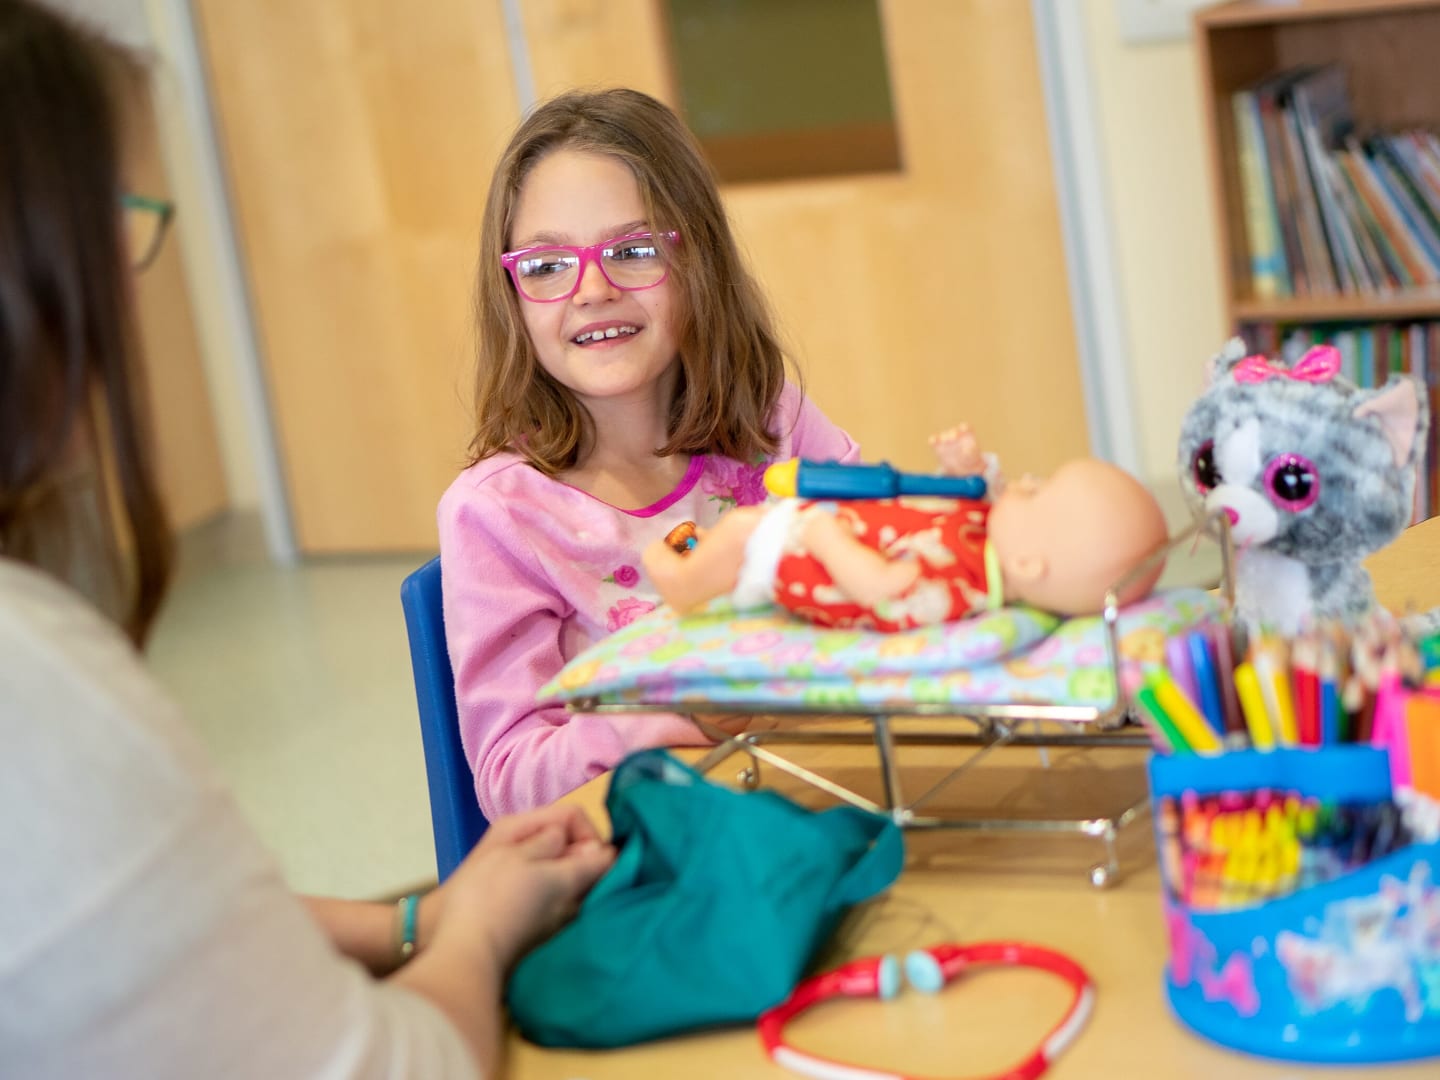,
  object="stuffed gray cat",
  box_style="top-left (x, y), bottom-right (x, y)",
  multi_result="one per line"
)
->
top-left (1176, 337), bottom-right (1428, 635)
